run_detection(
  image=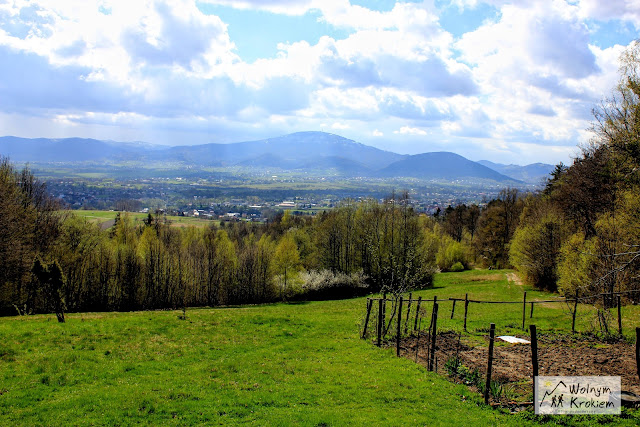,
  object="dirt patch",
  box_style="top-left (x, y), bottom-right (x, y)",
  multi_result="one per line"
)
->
top-left (465, 274), bottom-right (505, 282)
top-left (99, 219), bottom-right (115, 230)
top-left (396, 331), bottom-right (639, 403)
top-left (506, 272), bottom-right (523, 288)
